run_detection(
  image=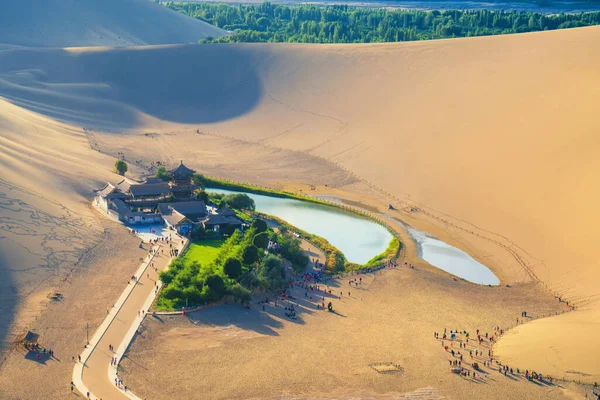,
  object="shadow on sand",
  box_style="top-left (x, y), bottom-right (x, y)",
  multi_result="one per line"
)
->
top-left (0, 251), bottom-right (17, 359)
top-left (0, 45), bottom-right (264, 130)
top-left (24, 350), bottom-right (53, 365)
top-left (189, 304), bottom-right (285, 336)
